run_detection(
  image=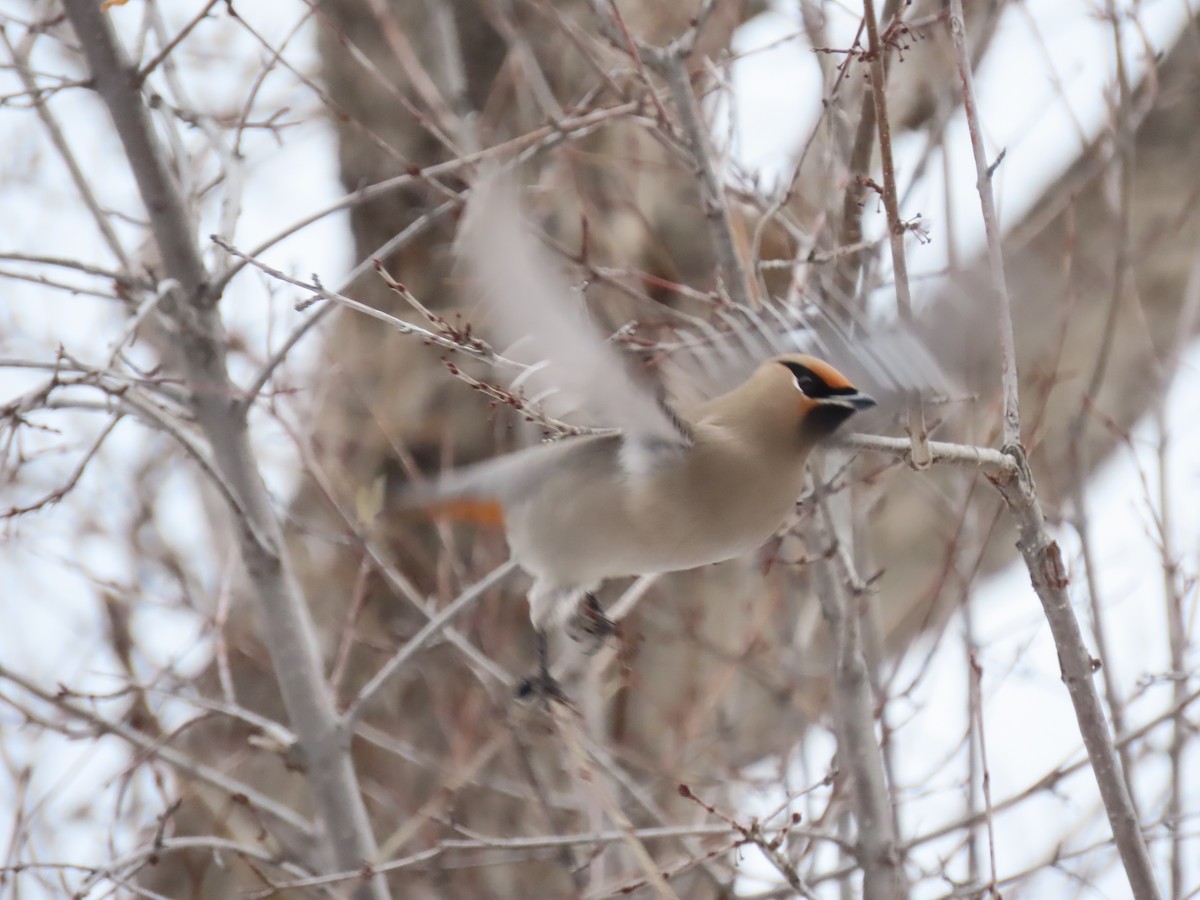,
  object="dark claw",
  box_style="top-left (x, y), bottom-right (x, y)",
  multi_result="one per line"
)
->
top-left (566, 592), bottom-right (617, 654)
